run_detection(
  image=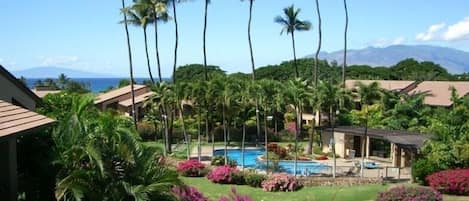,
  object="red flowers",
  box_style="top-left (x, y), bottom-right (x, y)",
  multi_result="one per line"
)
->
top-left (207, 165), bottom-right (239, 184)
top-left (177, 160), bottom-right (206, 177)
top-left (426, 169), bottom-right (469, 195)
top-left (261, 173), bottom-right (302, 192)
